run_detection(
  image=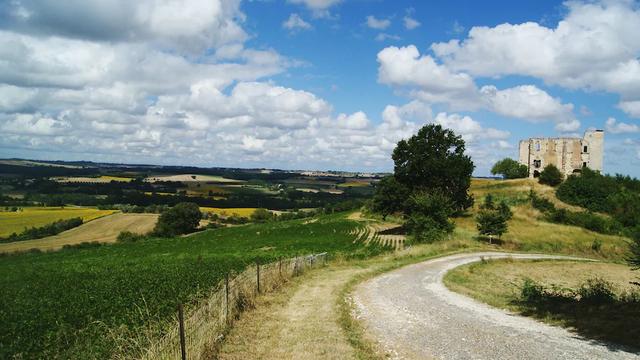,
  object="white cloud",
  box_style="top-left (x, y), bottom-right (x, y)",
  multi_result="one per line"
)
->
top-left (375, 33), bottom-right (401, 42)
top-left (434, 112), bottom-right (509, 143)
top-left (283, 13), bottom-right (312, 31)
top-left (377, 45), bottom-right (577, 130)
top-left (431, 1), bottom-right (640, 104)
top-left (619, 100), bottom-right (640, 118)
top-left (403, 16), bottom-right (420, 30)
top-left (366, 15), bottom-right (391, 30)
top-left (606, 117), bottom-right (639, 134)
top-left (2, 0), bottom-right (247, 54)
